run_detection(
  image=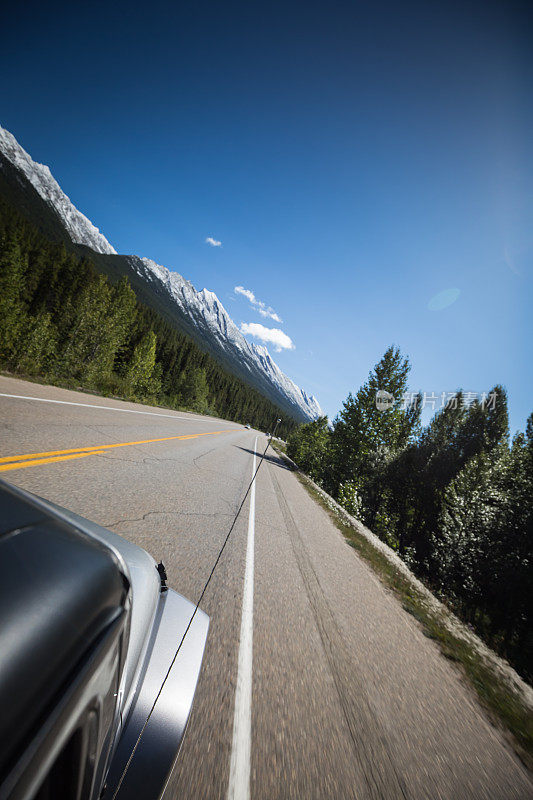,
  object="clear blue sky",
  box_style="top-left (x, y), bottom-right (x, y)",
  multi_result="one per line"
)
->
top-left (2, 0), bottom-right (532, 431)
